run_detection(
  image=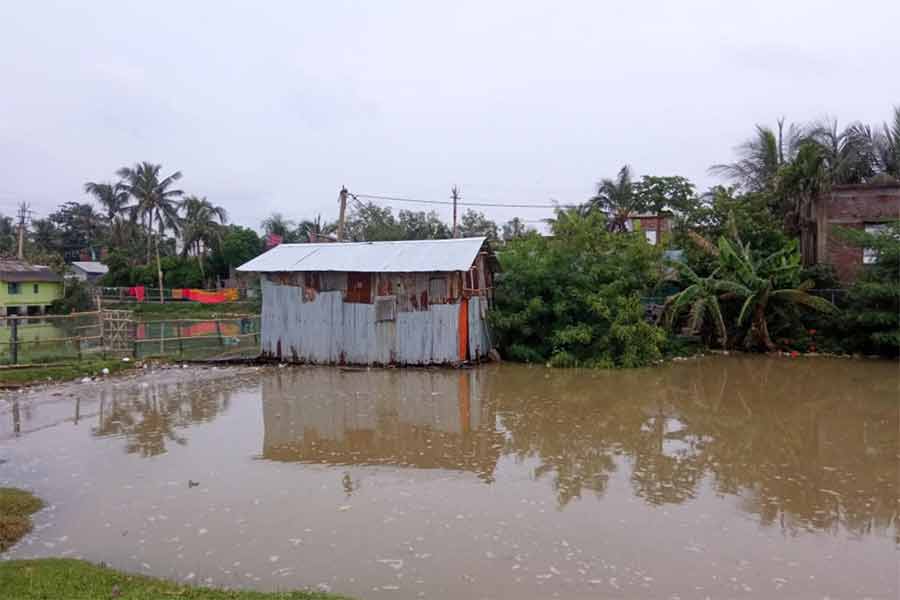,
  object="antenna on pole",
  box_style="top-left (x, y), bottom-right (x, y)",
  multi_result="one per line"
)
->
top-left (451, 186), bottom-right (459, 238)
top-left (337, 186), bottom-right (348, 241)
